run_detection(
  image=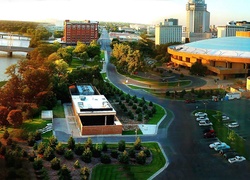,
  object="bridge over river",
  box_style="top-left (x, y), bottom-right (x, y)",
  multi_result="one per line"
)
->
top-left (0, 45), bottom-right (34, 57)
